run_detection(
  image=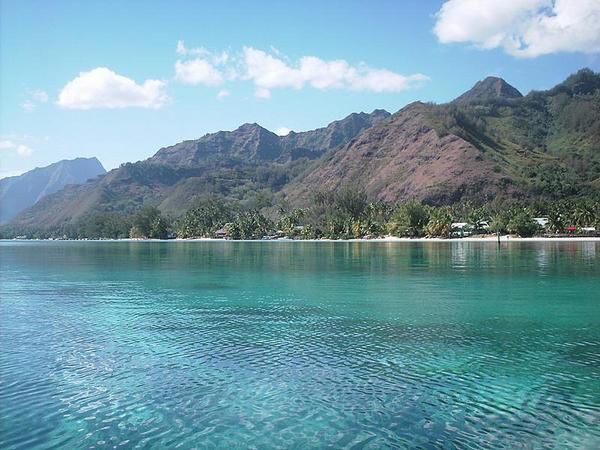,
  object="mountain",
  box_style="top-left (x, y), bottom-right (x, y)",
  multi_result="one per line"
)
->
top-left (151, 109), bottom-right (391, 166)
top-left (284, 102), bottom-right (512, 205)
top-left (0, 157), bottom-right (106, 224)
top-left (285, 69), bottom-right (600, 205)
top-left (452, 76), bottom-right (523, 104)
top-left (9, 111), bottom-right (389, 228)
top-left (5, 69), bottom-right (600, 233)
